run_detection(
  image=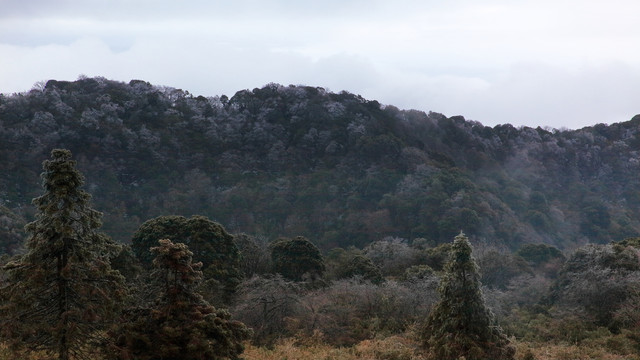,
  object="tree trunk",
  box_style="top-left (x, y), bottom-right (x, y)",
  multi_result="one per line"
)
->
top-left (57, 238), bottom-right (70, 360)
